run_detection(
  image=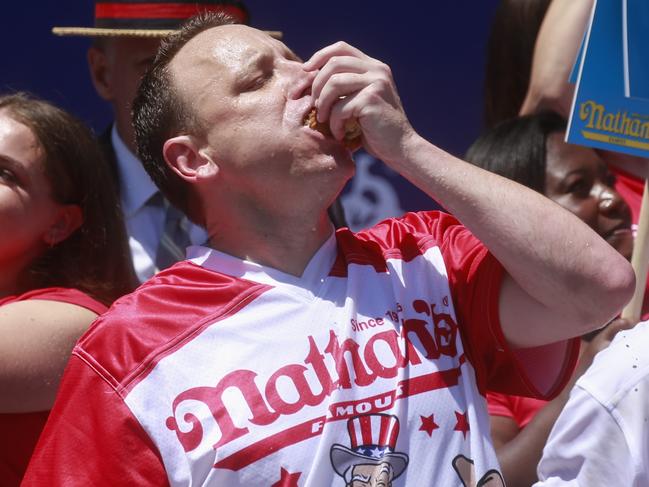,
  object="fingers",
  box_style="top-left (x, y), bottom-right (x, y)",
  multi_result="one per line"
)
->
top-left (328, 93), bottom-right (357, 141)
top-left (326, 82), bottom-right (377, 141)
top-left (315, 73), bottom-right (366, 125)
top-left (309, 55), bottom-right (370, 99)
top-left (303, 41), bottom-right (412, 162)
top-left (304, 42), bottom-right (389, 124)
top-left (303, 41), bottom-right (370, 72)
